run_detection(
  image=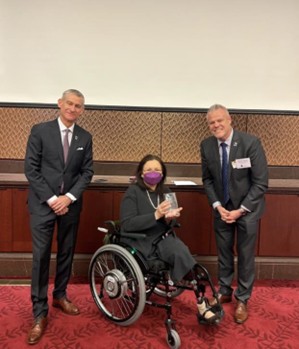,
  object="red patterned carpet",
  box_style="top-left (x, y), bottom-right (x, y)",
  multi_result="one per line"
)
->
top-left (0, 280), bottom-right (298, 349)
